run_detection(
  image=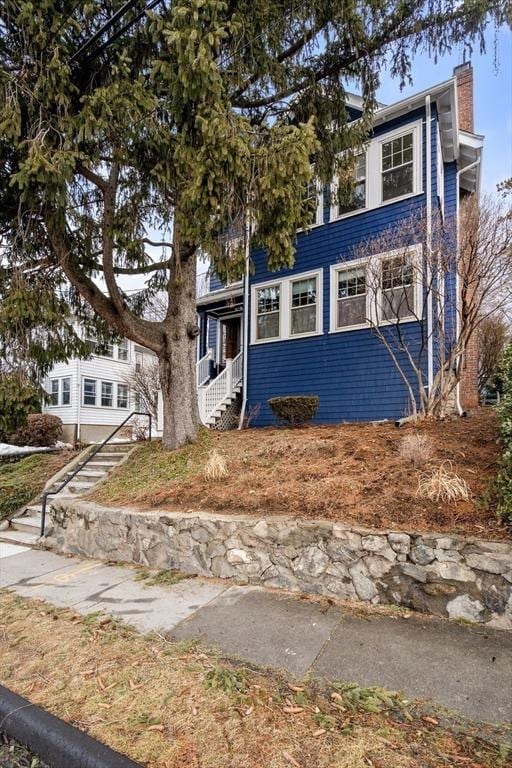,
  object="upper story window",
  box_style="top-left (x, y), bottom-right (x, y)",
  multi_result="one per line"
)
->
top-left (118, 339), bottom-right (129, 361)
top-left (381, 130), bottom-right (414, 202)
top-left (338, 154), bottom-right (367, 216)
top-left (48, 377), bottom-right (71, 407)
top-left (85, 332), bottom-right (130, 362)
top-left (290, 276), bottom-right (318, 336)
top-left (256, 285), bottom-right (280, 341)
top-left (335, 265), bottom-right (367, 330)
top-left (330, 120), bottom-right (422, 220)
top-left (379, 255), bottom-right (415, 321)
top-left (252, 270), bottom-right (322, 344)
top-left (301, 179), bottom-right (324, 228)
